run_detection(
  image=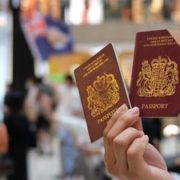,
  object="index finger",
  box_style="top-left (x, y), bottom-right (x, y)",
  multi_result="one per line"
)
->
top-left (104, 104), bottom-right (128, 135)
